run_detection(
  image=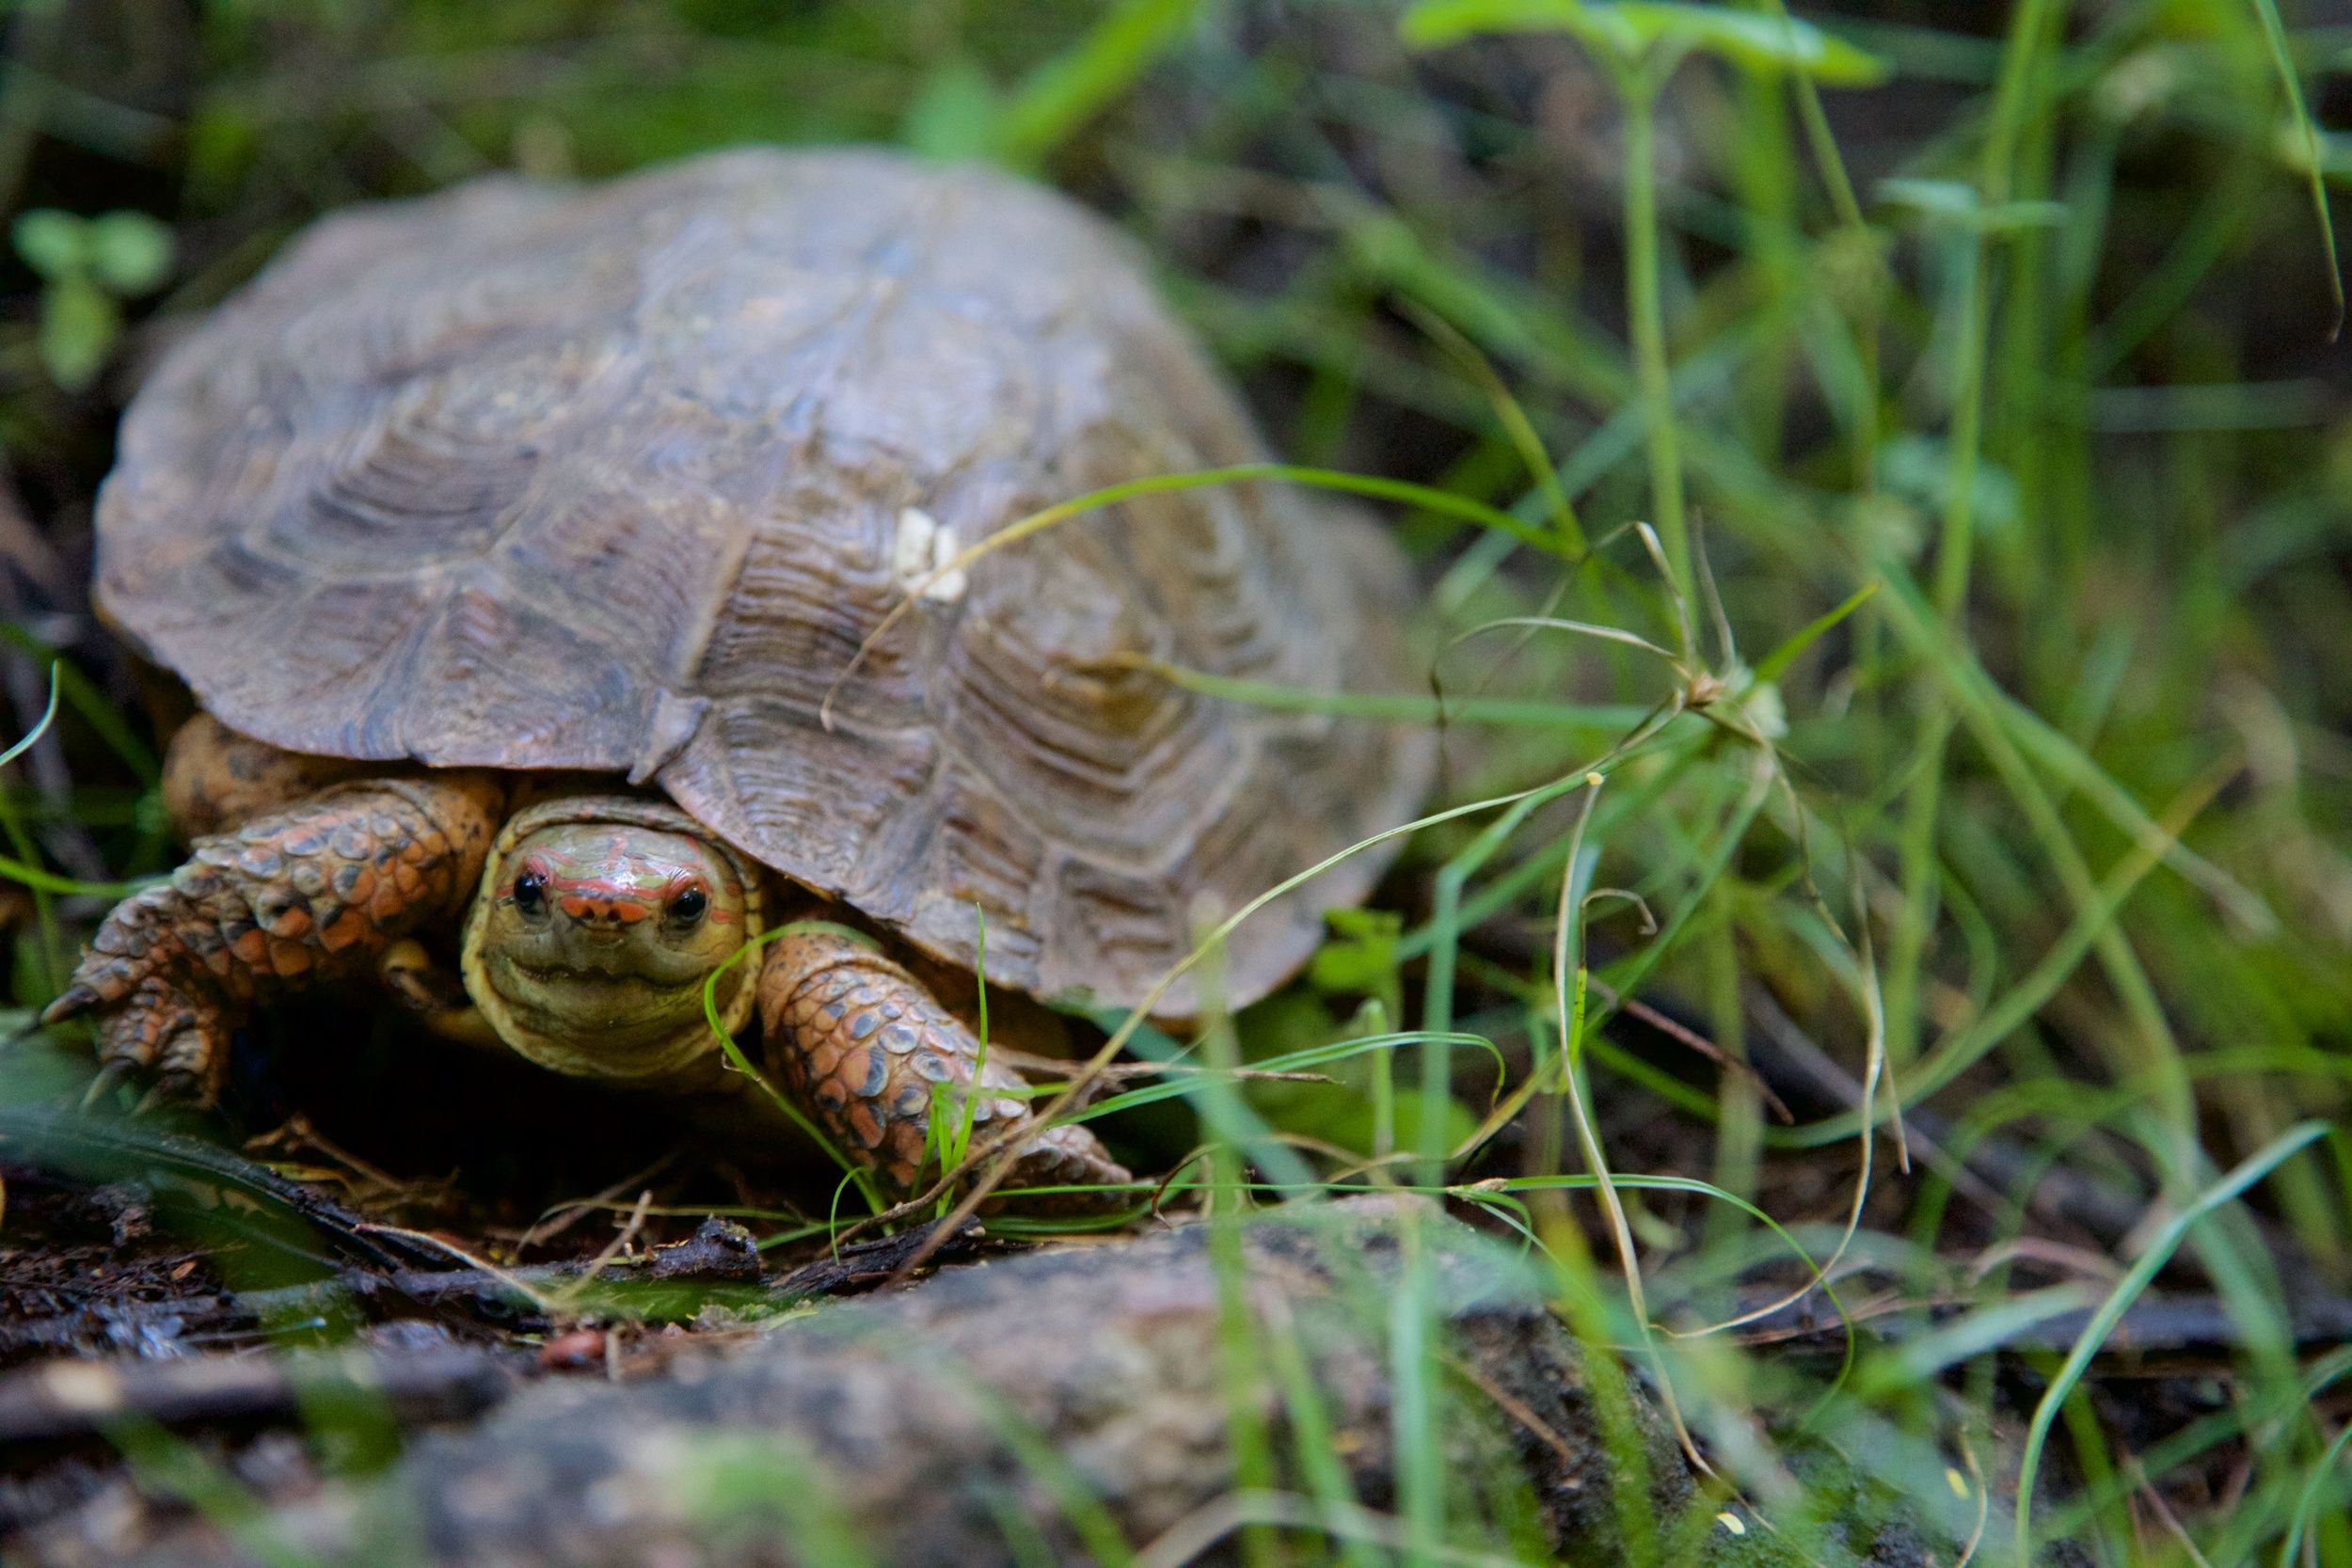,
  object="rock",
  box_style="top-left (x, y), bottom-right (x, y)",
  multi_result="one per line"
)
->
top-left (647, 1217), bottom-right (764, 1282)
top-left (12, 1196), bottom-right (1928, 1566)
